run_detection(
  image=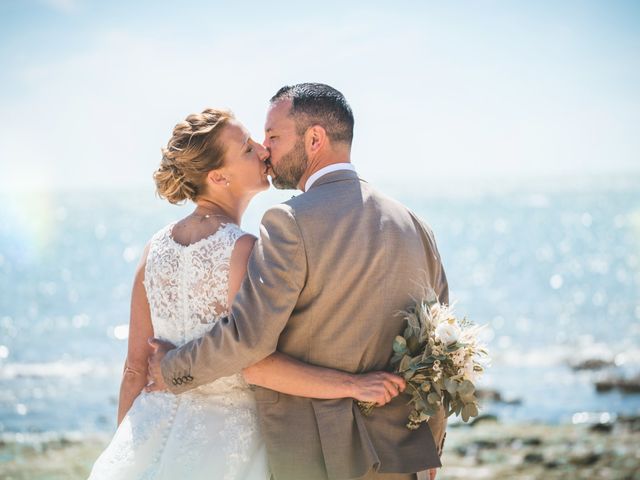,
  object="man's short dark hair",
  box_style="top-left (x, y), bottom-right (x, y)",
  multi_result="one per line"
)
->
top-left (270, 83), bottom-right (354, 145)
